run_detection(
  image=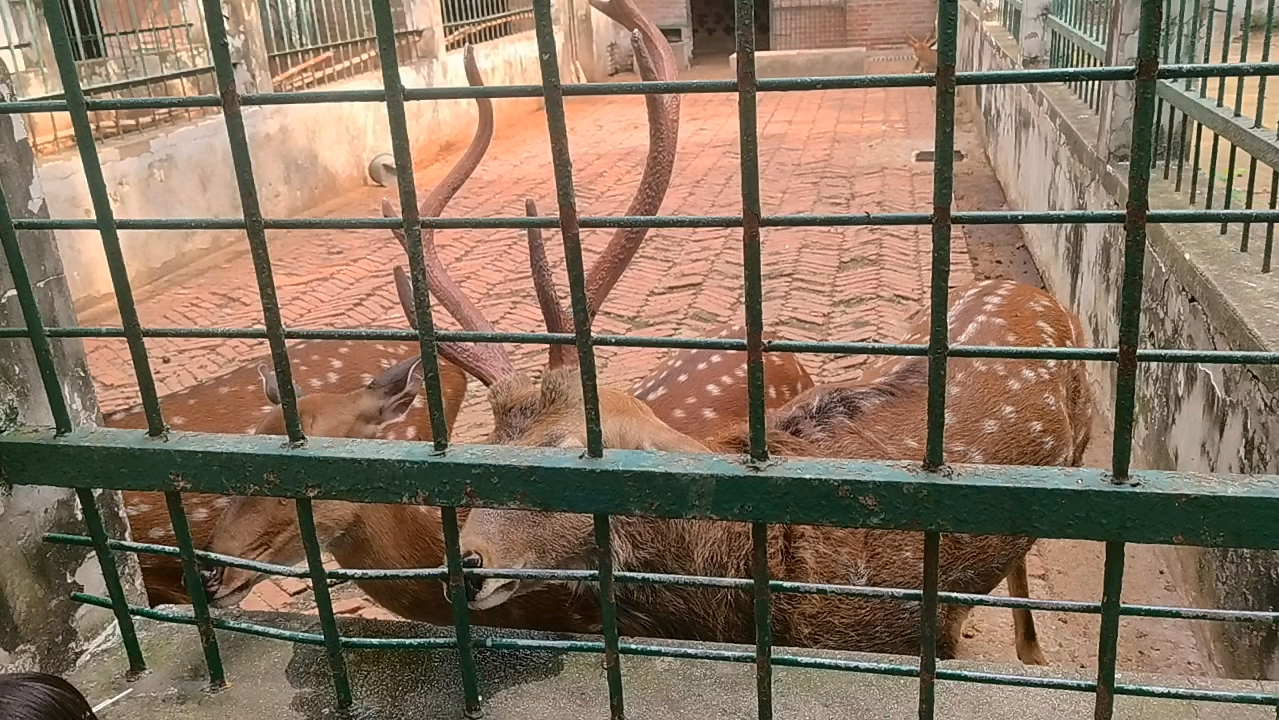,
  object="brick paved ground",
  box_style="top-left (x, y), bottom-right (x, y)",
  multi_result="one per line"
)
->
top-left (83, 62), bottom-right (984, 617)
